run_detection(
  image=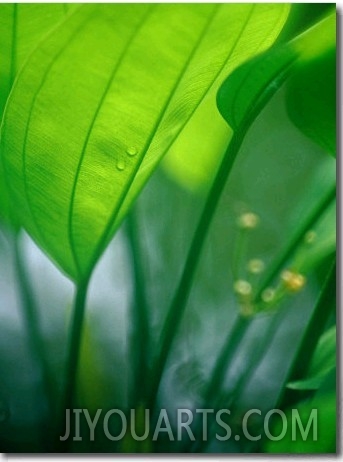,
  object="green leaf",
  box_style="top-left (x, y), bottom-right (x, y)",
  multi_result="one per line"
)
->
top-left (217, 12), bottom-right (335, 133)
top-left (0, 4), bottom-right (290, 281)
top-left (286, 47), bottom-right (336, 156)
top-left (287, 326), bottom-right (336, 391)
top-left (0, 3), bottom-right (72, 227)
